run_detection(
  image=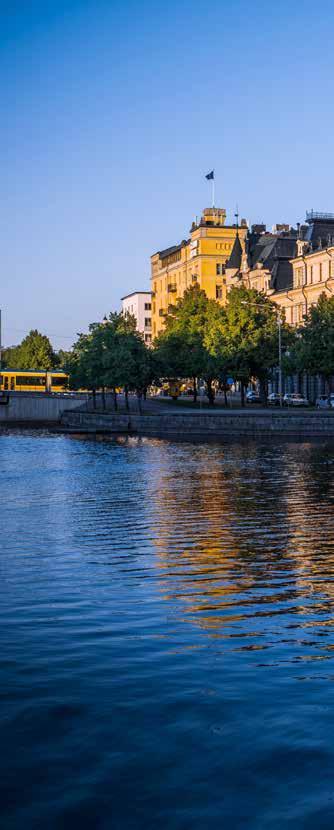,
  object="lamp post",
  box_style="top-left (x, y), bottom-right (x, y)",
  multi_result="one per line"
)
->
top-left (277, 312), bottom-right (282, 407)
top-left (241, 300), bottom-right (283, 407)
